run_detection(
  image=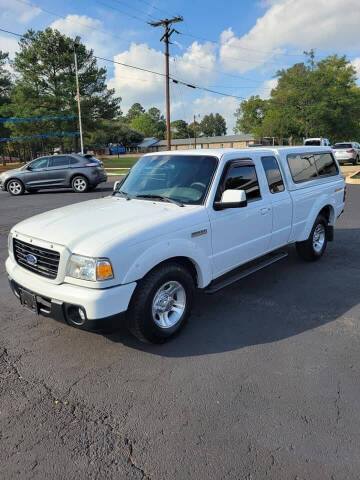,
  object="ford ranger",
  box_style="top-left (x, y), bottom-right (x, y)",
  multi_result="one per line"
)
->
top-left (6, 147), bottom-right (345, 343)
